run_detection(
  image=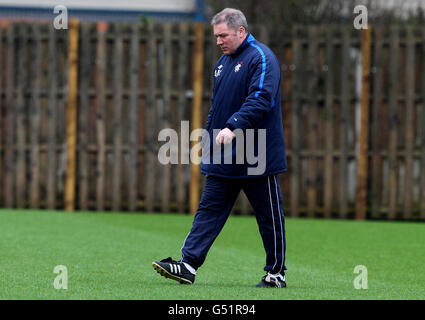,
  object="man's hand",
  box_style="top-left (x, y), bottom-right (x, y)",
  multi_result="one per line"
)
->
top-left (215, 128), bottom-right (236, 144)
